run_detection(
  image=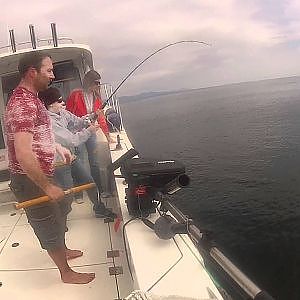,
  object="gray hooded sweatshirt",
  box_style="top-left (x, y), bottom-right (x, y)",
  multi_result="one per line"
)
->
top-left (48, 109), bottom-right (92, 158)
